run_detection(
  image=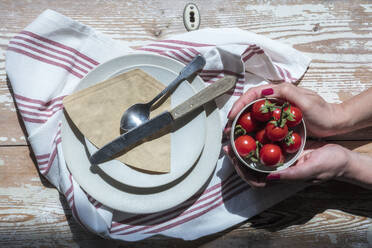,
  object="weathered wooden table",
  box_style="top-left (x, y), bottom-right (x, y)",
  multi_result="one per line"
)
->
top-left (1, 0), bottom-right (372, 247)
